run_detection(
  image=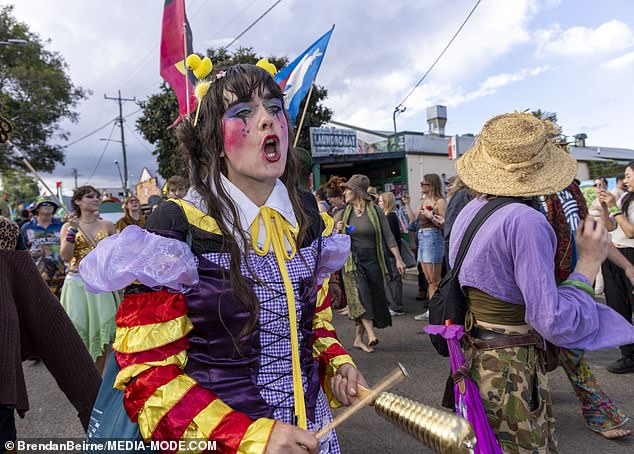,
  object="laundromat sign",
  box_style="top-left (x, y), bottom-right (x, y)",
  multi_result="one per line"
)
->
top-left (309, 127), bottom-right (357, 156)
